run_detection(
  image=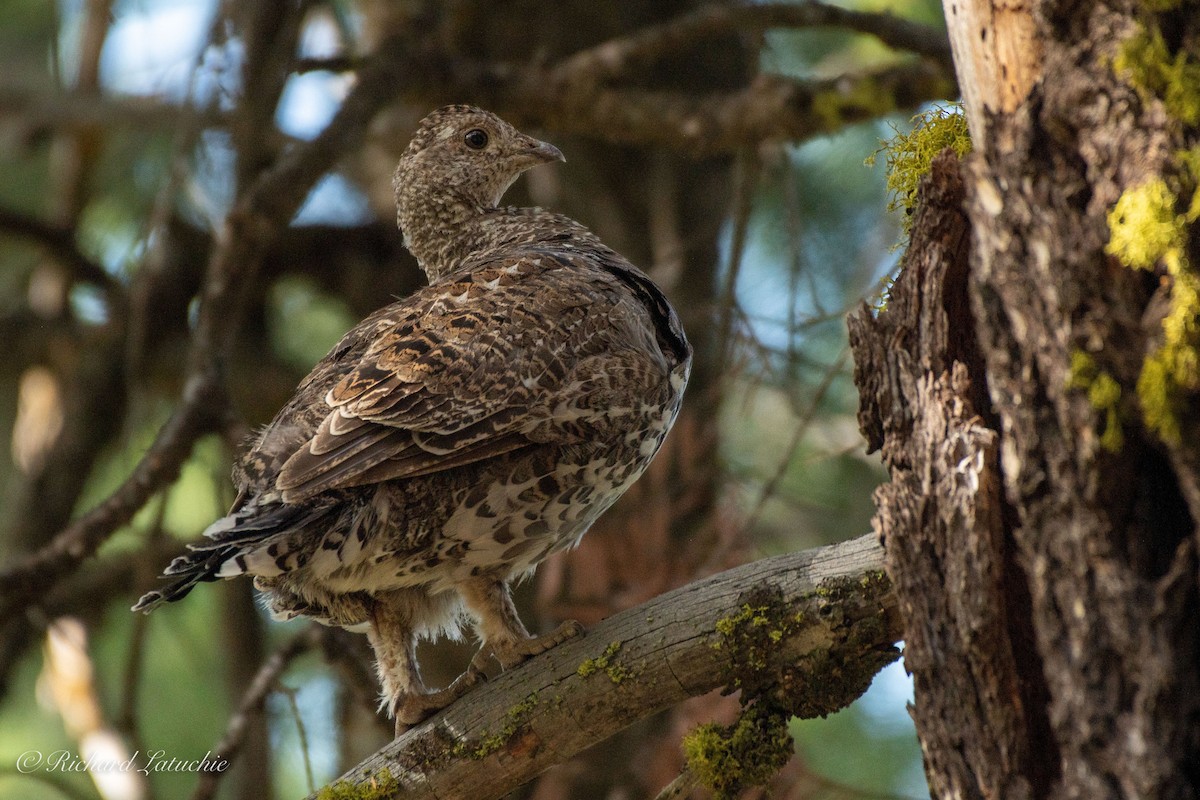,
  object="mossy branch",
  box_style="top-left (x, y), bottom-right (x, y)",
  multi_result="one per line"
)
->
top-left (308, 534), bottom-right (899, 800)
